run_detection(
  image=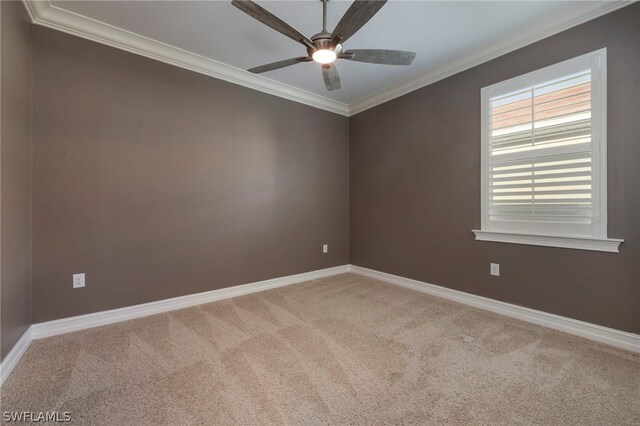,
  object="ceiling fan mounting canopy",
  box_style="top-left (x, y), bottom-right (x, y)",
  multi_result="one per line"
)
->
top-left (231, 0), bottom-right (416, 91)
